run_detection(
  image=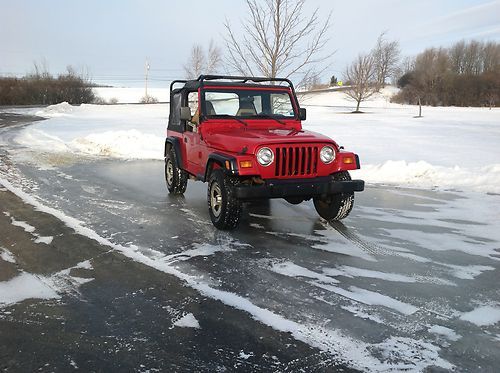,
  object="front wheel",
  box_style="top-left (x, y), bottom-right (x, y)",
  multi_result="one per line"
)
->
top-left (208, 169), bottom-right (241, 230)
top-left (165, 147), bottom-right (188, 194)
top-left (313, 171), bottom-right (354, 221)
